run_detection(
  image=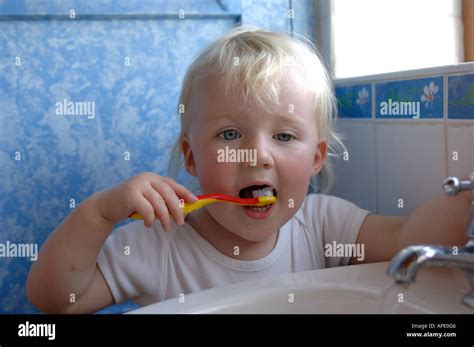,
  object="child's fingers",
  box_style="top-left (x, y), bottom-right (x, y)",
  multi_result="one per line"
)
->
top-left (143, 189), bottom-right (172, 231)
top-left (153, 183), bottom-right (185, 227)
top-left (160, 177), bottom-right (198, 202)
top-left (132, 195), bottom-right (156, 228)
